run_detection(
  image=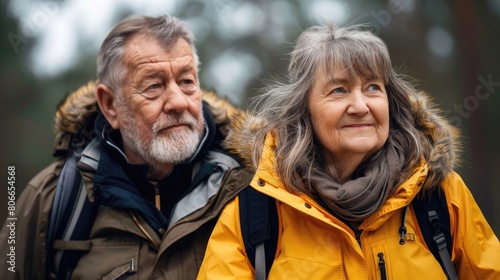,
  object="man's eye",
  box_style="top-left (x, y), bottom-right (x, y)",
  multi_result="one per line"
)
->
top-left (142, 83), bottom-right (163, 99)
top-left (181, 79), bottom-right (194, 85)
